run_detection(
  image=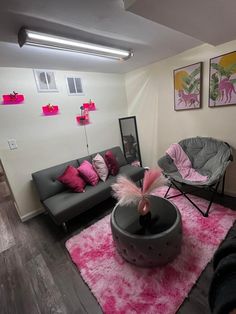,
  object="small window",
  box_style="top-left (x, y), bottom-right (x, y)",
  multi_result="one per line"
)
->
top-left (66, 77), bottom-right (84, 95)
top-left (33, 69), bottom-right (58, 92)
